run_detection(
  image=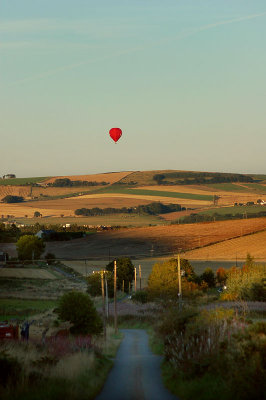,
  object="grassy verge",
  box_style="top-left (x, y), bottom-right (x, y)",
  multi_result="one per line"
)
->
top-left (0, 325), bottom-right (123, 400)
top-left (161, 366), bottom-right (229, 400)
